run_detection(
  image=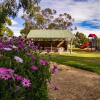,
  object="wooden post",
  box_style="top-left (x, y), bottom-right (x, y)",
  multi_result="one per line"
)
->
top-left (51, 41), bottom-right (52, 52)
top-left (66, 40), bottom-right (68, 52)
top-left (70, 39), bottom-right (73, 54)
top-left (95, 37), bottom-right (97, 51)
top-left (91, 38), bottom-right (93, 52)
